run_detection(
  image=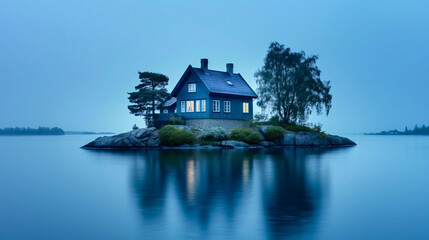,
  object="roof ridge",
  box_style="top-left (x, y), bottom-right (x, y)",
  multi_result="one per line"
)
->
top-left (192, 67), bottom-right (240, 75)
